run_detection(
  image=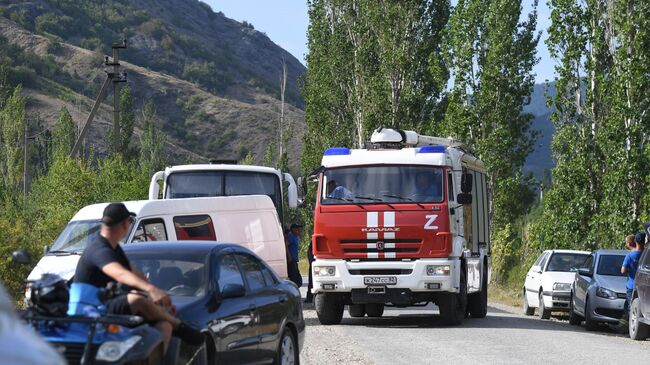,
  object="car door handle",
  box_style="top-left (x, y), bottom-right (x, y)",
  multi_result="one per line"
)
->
top-left (278, 295), bottom-right (287, 303)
